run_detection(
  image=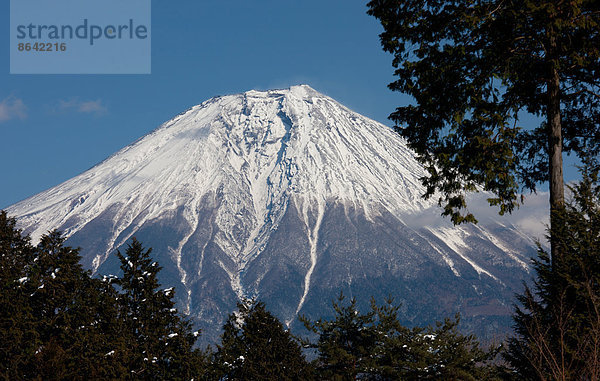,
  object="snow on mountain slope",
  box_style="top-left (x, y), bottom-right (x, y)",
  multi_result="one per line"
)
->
top-left (9, 85), bottom-right (432, 270)
top-left (7, 85), bottom-right (536, 342)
